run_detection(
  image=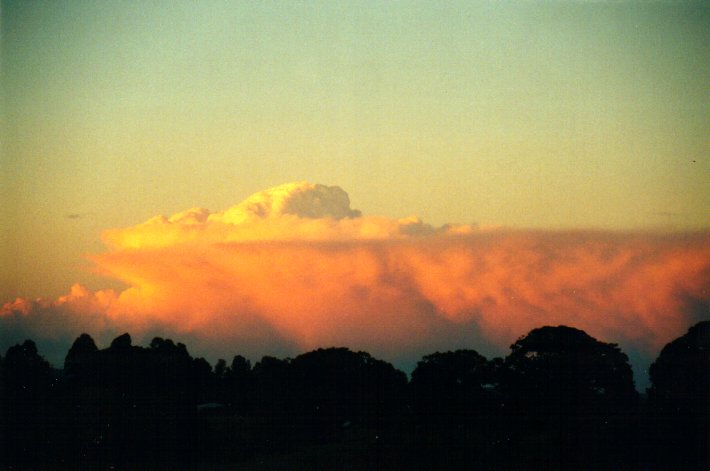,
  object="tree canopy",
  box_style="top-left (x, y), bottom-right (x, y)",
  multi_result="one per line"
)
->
top-left (504, 325), bottom-right (637, 414)
top-left (1, 323), bottom-right (706, 470)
